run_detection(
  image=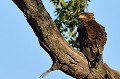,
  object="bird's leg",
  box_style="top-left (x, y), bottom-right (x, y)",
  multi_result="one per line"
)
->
top-left (98, 54), bottom-right (103, 64)
top-left (95, 53), bottom-right (103, 68)
top-left (89, 61), bottom-right (97, 68)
